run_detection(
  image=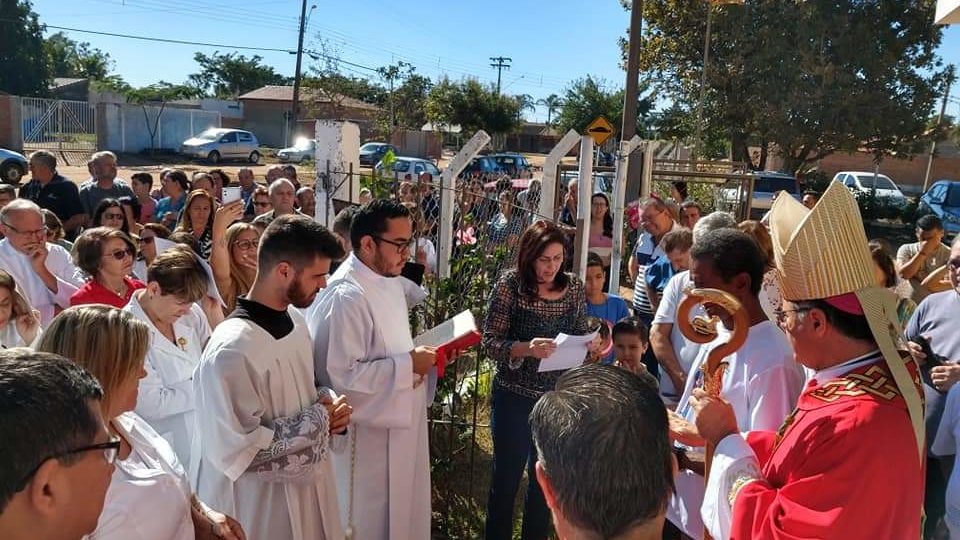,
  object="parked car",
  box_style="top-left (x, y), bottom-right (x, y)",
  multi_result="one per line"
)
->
top-left (374, 156), bottom-right (441, 179)
top-left (831, 171), bottom-right (907, 207)
top-left (0, 148), bottom-right (28, 185)
top-left (490, 153), bottom-right (533, 177)
top-left (919, 179), bottom-right (960, 236)
top-left (462, 156), bottom-right (501, 177)
top-left (718, 171), bottom-right (800, 220)
top-left (359, 142), bottom-right (397, 167)
top-left (180, 128), bottom-right (261, 164)
top-left (277, 137), bottom-right (315, 163)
